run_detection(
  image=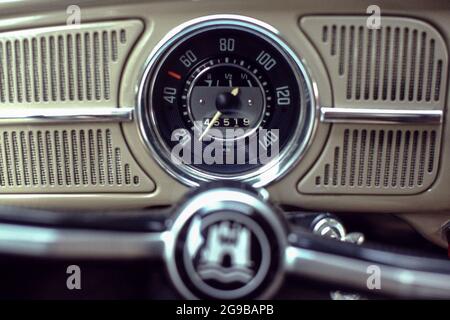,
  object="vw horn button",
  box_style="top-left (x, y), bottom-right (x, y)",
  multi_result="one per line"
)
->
top-left (165, 183), bottom-right (287, 299)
